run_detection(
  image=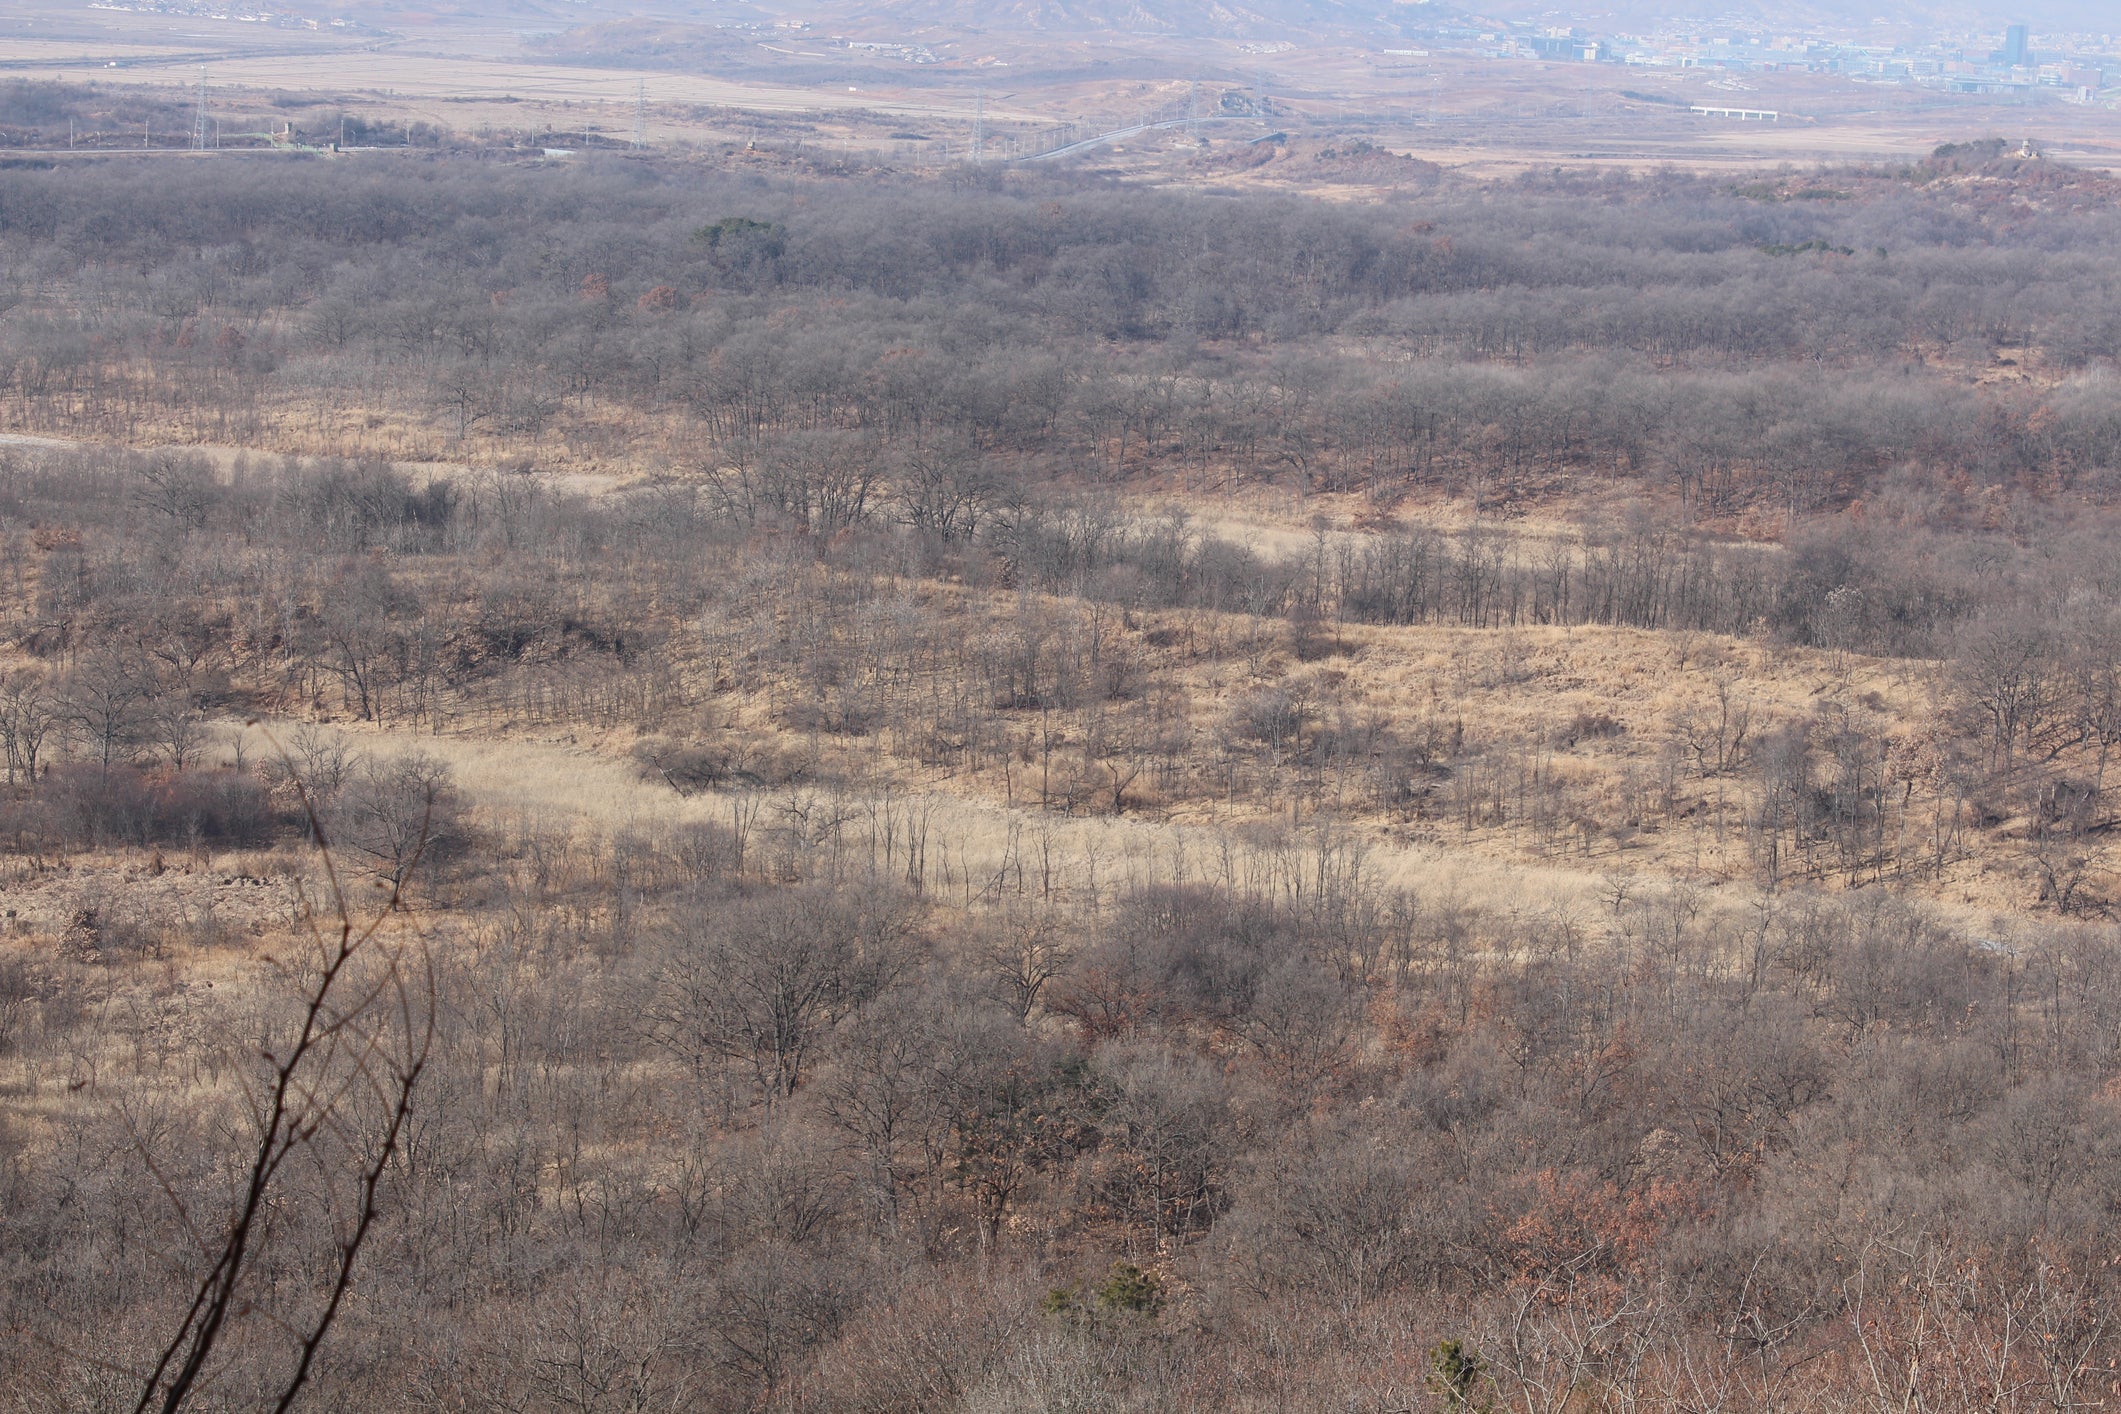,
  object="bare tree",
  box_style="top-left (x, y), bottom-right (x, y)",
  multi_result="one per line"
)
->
top-left (984, 909), bottom-right (1072, 1022)
top-left (309, 563), bottom-right (415, 725)
top-left (64, 644), bottom-right (154, 773)
top-left (329, 751), bottom-right (465, 896)
top-left (130, 452), bottom-right (218, 530)
top-left (1953, 610), bottom-right (2057, 780)
top-left (0, 667), bottom-right (58, 786)
top-left (131, 744), bottom-right (435, 1414)
top-left (643, 886), bottom-right (917, 1103)
top-left (893, 437), bottom-right (1000, 543)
